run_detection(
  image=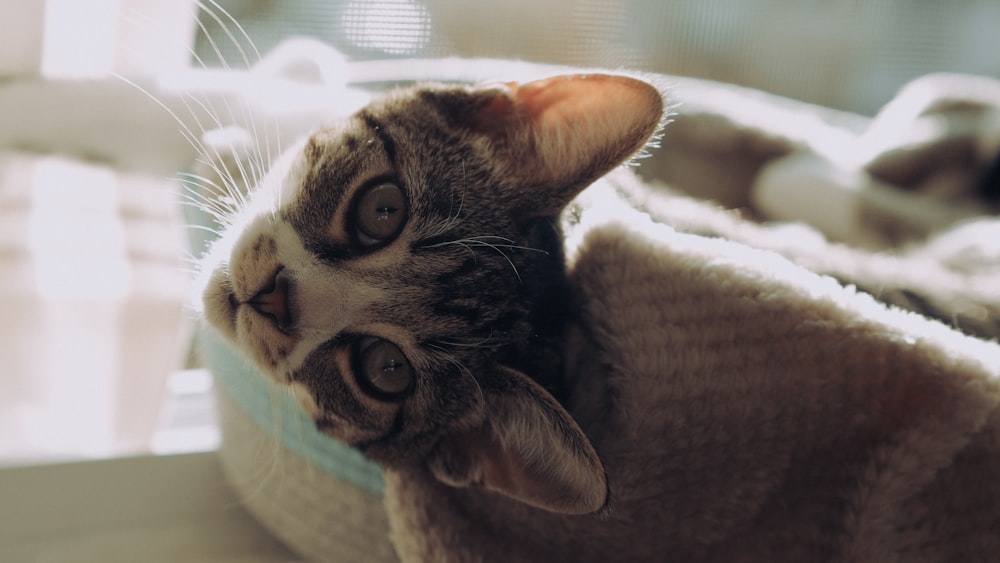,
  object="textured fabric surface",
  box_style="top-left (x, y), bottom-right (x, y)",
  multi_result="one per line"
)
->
top-left (216, 387), bottom-right (397, 563)
top-left (563, 191), bottom-right (1000, 559)
top-left (203, 325), bottom-right (385, 495)
top-left (635, 73), bottom-right (1000, 341)
top-left (205, 323), bottom-right (393, 562)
